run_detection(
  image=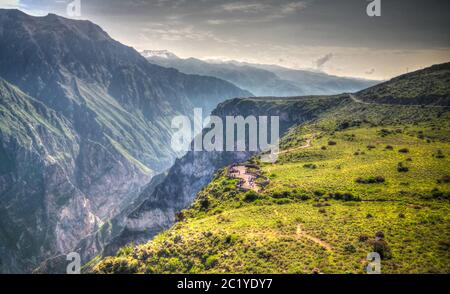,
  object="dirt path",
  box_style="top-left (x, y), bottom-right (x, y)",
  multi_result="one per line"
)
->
top-left (276, 138), bottom-right (312, 155)
top-left (296, 225), bottom-right (333, 252)
top-left (349, 93), bottom-right (449, 108)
